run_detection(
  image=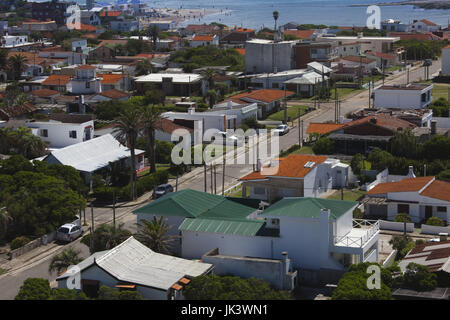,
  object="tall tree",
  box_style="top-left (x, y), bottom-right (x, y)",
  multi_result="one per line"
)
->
top-left (140, 104), bottom-right (162, 174)
top-left (8, 54), bottom-right (28, 81)
top-left (135, 216), bottom-right (178, 255)
top-left (48, 247), bottom-right (83, 275)
top-left (135, 59), bottom-right (153, 76)
top-left (147, 25), bottom-right (160, 50)
top-left (0, 207), bottom-right (12, 241)
top-left (113, 107), bottom-right (142, 200)
top-left (81, 223), bottom-right (131, 252)
top-left (200, 68), bottom-right (218, 90)
top-left (0, 49), bottom-right (7, 71)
